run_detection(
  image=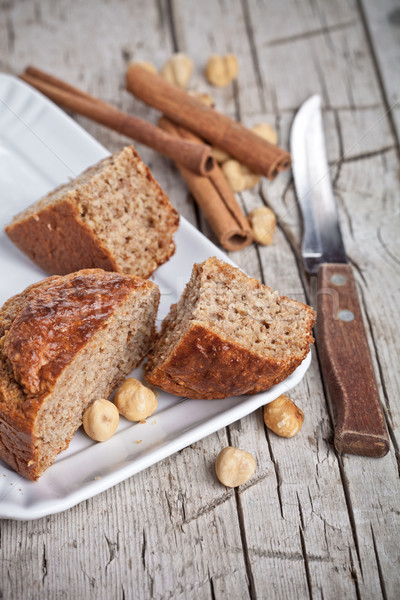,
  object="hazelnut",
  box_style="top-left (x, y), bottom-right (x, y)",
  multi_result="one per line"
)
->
top-left (82, 399), bottom-right (119, 442)
top-left (222, 160), bottom-right (260, 192)
top-left (189, 91), bottom-right (215, 108)
top-left (251, 122), bottom-right (278, 145)
top-left (205, 54), bottom-right (239, 87)
top-left (130, 61), bottom-right (158, 75)
top-left (212, 146), bottom-right (231, 164)
top-left (248, 206), bottom-right (276, 245)
top-left (115, 377), bottom-right (158, 421)
top-left (263, 394), bottom-right (304, 438)
top-left (161, 53), bottom-right (193, 89)
top-left (215, 446), bottom-right (256, 488)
